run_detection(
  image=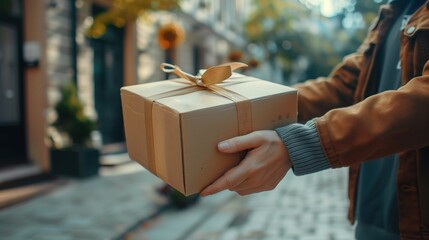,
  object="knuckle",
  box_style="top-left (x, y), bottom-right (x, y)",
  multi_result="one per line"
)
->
top-left (246, 166), bottom-right (259, 176)
top-left (251, 131), bottom-right (264, 139)
top-left (224, 177), bottom-right (235, 189)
